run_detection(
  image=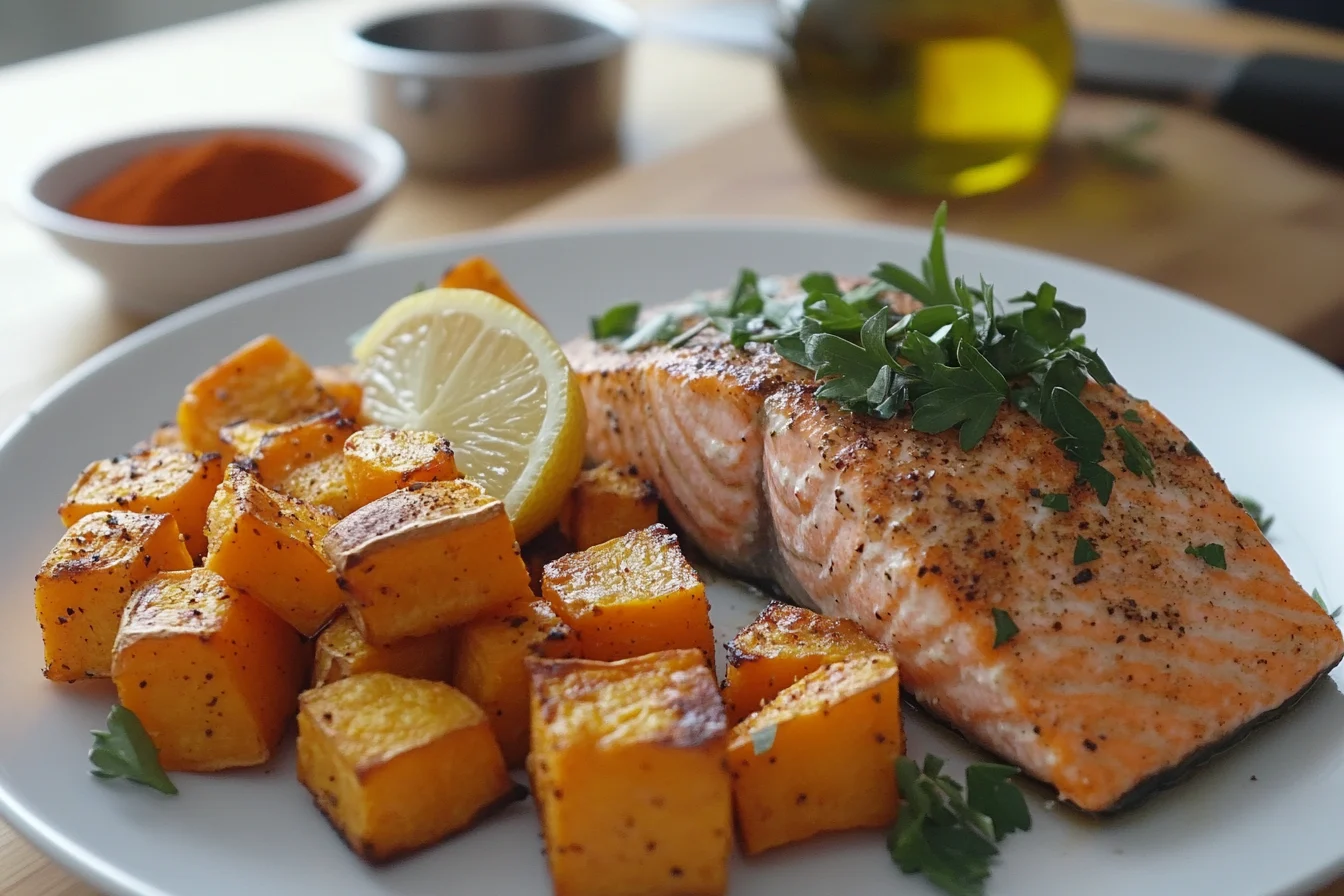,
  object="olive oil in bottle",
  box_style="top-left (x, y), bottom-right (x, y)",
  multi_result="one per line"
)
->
top-left (778, 0), bottom-right (1073, 196)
